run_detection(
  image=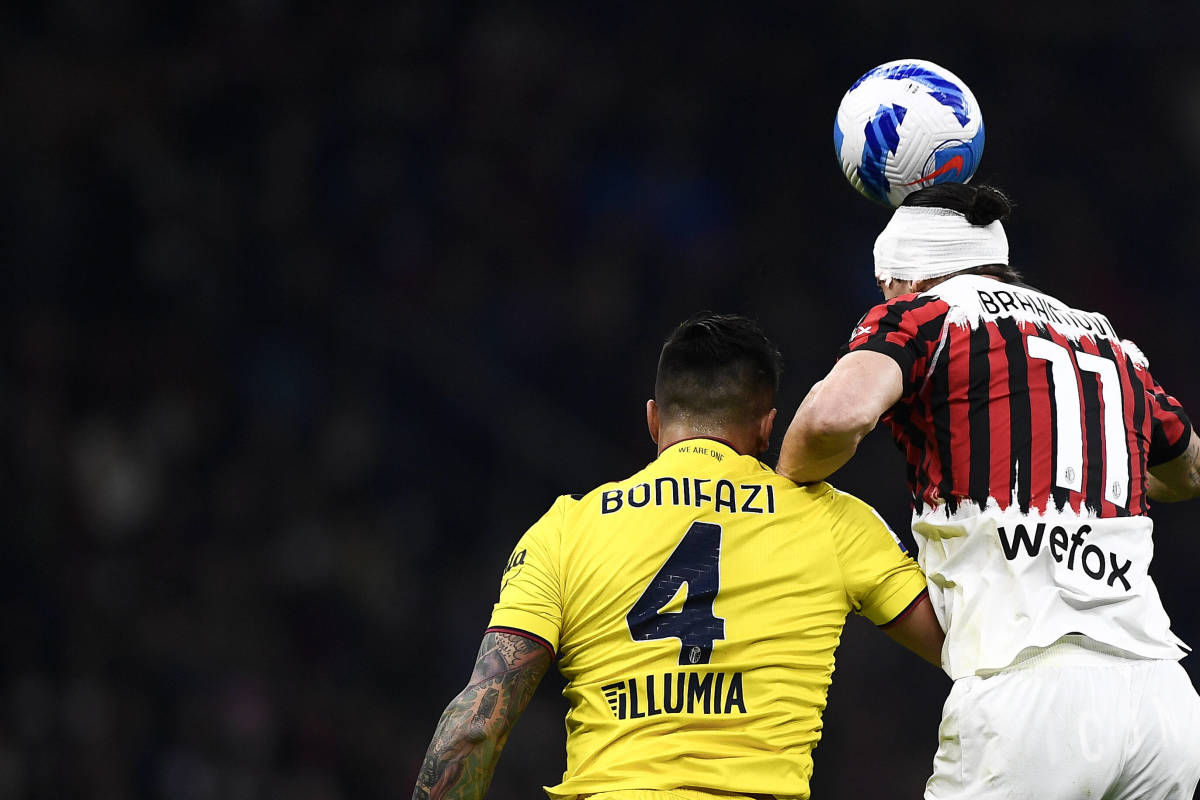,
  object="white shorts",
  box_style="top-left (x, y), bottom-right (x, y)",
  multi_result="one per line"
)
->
top-left (925, 636), bottom-right (1200, 800)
